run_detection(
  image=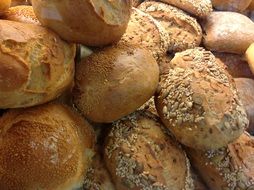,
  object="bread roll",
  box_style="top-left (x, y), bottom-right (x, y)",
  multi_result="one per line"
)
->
top-left (2, 5), bottom-right (39, 25)
top-left (0, 103), bottom-right (95, 190)
top-left (73, 43), bottom-right (159, 123)
top-left (0, 20), bottom-right (75, 108)
top-left (159, 0), bottom-right (212, 18)
top-left (104, 111), bottom-right (194, 190)
top-left (0, 0), bottom-right (10, 15)
top-left (31, 0), bottom-right (132, 46)
top-left (235, 78), bottom-right (254, 134)
top-left (187, 132), bottom-right (254, 190)
top-left (212, 0), bottom-right (252, 12)
top-left (203, 11), bottom-right (254, 54)
top-left (155, 48), bottom-right (249, 150)
top-left (138, 1), bottom-right (202, 53)
top-left (246, 43), bottom-right (254, 75)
